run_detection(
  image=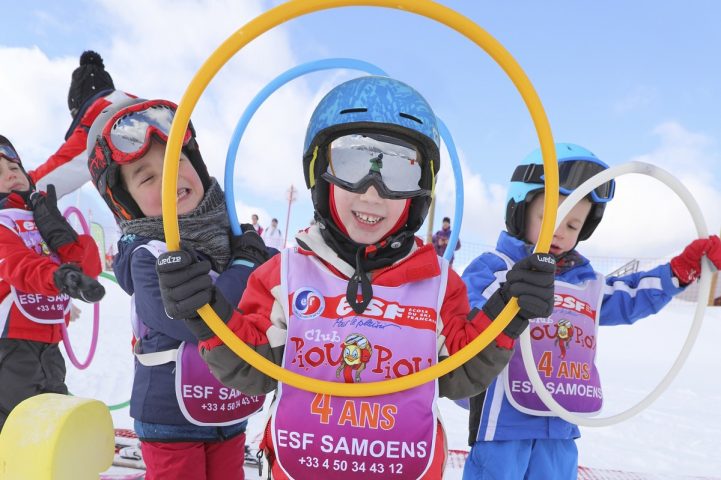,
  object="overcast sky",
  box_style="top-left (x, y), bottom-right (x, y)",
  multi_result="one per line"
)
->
top-left (2, 0), bottom-right (720, 258)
